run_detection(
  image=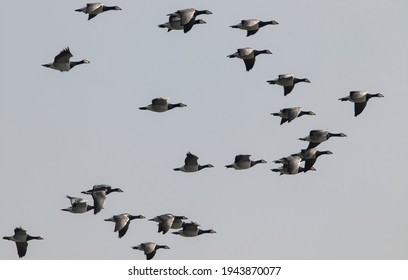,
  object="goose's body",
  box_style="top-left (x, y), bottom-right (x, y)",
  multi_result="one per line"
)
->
top-left (271, 107), bottom-right (315, 125)
top-left (132, 242), bottom-right (170, 260)
top-left (139, 98), bottom-right (186, 113)
top-left (291, 148), bottom-right (333, 172)
top-left (230, 19), bottom-right (278, 36)
top-left (166, 8), bottom-right (212, 33)
top-left (227, 48), bottom-right (272, 71)
top-left (299, 130), bottom-right (347, 149)
top-left (3, 227), bottom-right (43, 258)
top-left (273, 156), bottom-right (303, 175)
top-left (267, 74), bottom-right (310, 96)
top-left (81, 184), bottom-right (123, 214)
top-left (272, 165), bottom-right (315, 175)
top-left (104, 213), bottom-right (145, 238)
top-left (149, 214), bottom-right (188, 234)
top-left (158, 15), bottom-right (206, 33)
top-left (172, 222), bottom-right (216, 237)
top-left (75, 3), bottom-right (122, 20)
top-left (225, 154), bottom-right (267, 170)
top-left (174, 152), bottom-right (214, 172)
top-left (339, 91), bottom-right (384, 116)
top-left (42, 47), bottom-right (89, 72)
top-left (61, 195), bottom-right (94, 214)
